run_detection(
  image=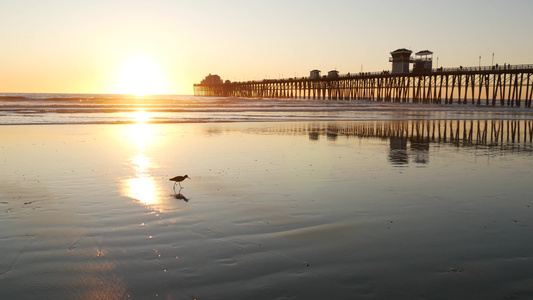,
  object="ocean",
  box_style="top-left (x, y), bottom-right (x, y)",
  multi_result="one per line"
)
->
top-left (2, 94), bottom-right (533, 299)
top-left (1, 93), bottom-right (533, 125)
